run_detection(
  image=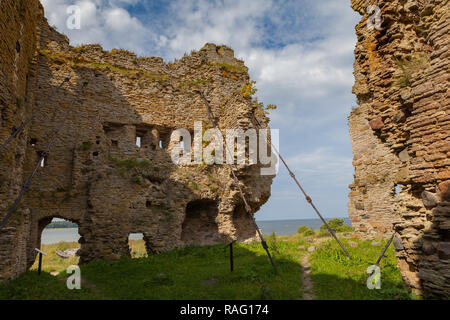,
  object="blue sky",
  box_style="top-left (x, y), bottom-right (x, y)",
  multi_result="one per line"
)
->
top-left (41, 0), bottom-right (361, 221)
